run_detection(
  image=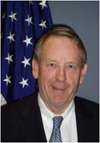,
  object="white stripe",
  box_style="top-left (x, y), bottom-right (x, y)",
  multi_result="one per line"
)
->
top-left (1, 94), bottom-right (7, 106)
